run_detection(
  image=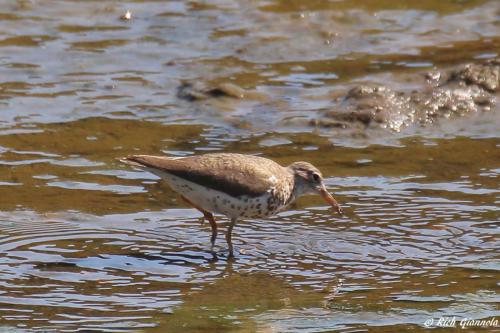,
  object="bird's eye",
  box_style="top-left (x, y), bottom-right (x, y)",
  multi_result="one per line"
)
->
top-left (312, 173), bottom-right (320, 182)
